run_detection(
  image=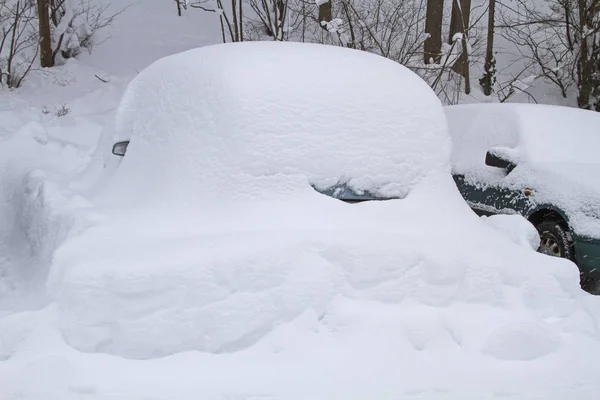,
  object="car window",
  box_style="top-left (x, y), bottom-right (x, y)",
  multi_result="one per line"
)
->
top-left (313, 182), bottom-right (401, 203)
